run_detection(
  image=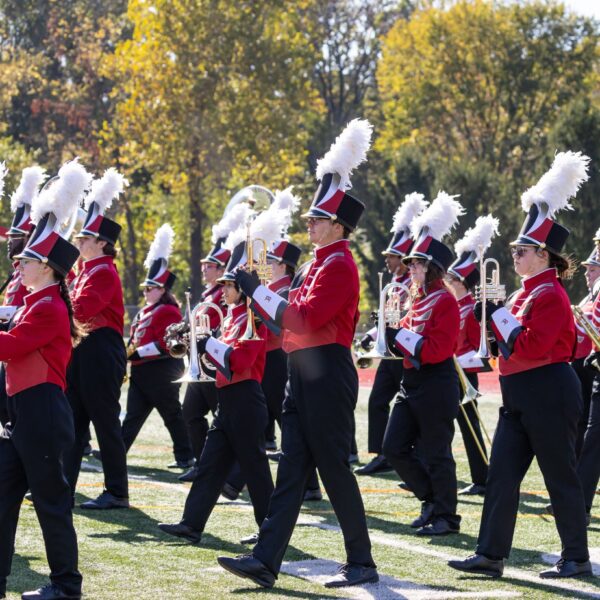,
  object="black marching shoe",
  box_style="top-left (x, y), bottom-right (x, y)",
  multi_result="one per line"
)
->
top-left (80, 491), bottom-right (129, 510)
top-left (167, 458), bottom-right (195, 469)
top-left (158, 522), bottom-right (202, 543)
top-left (398, 482), bottom-right (411, 492)
top-left (240, 532), bottom-right (259, 545)
top-left (458, 483), bottom-right (486, 496)
top-left (178, 466), bottom-right (198, 482)
top-left (324, 563), bottom-right (379, 588)
top-left (21, 584), bottom-right (81, 600)
top-left (354, 455), bottom-right (393, 475)
top-left (221, 483), bottom-right (241, 501)
top-left (410, 501), bottom-right (434, 528)
top-left (303, 488), bottom-right (323, 502)
top-left (416, 516), bottom-right (459, 536)
top-left (539, 558), bottom-right (592, 579)
top-left (448, 554), bottom-right (504, 577)
top-left (217, 554), bottom-right (276, 588)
